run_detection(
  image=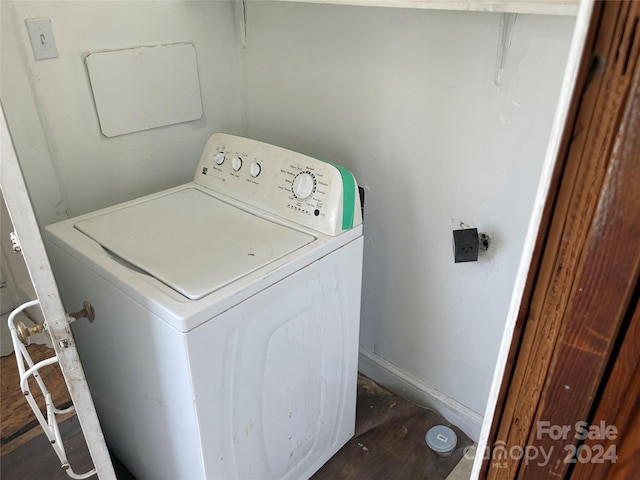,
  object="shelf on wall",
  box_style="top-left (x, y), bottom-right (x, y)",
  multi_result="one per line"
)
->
top-left (273, 0), bottom-right (579, 16)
